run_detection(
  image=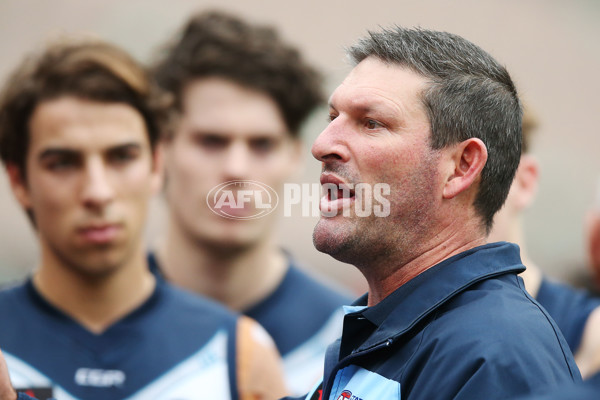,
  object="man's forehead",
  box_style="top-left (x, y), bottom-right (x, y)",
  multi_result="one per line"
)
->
top-left (32, 97), bottom-right (143, 124)
top-left (329, 59), bottom-right (429, 115)
top-left (180, 102), bottom-right (291, 139)
top-left (328, 94), bottom-right (397, 116)
top-left (343, 57), bottom-right (427, 90)
top-left (179, 123), bottom-right (292, 143)
top-left (28, 97), bottom-right (149, 152)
